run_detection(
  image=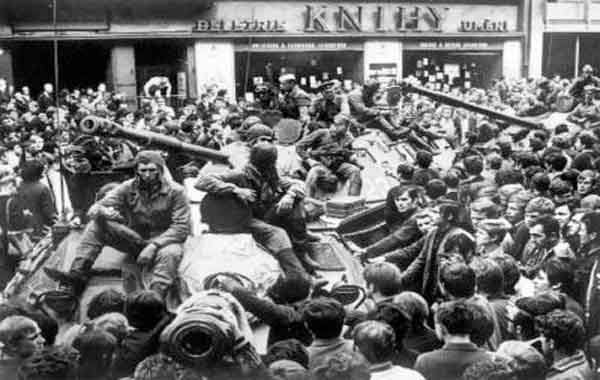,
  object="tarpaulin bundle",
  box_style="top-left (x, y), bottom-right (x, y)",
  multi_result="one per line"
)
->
top-left (159, 290), bottom-right (253, 368)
